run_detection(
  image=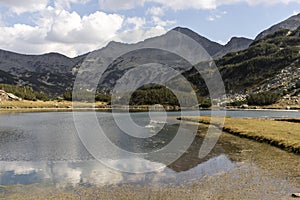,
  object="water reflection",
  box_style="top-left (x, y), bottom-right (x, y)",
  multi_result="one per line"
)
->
top-left (0, 111), bottom-right (298, 189)
top-left (0, 155), bottom-right (234, 187)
